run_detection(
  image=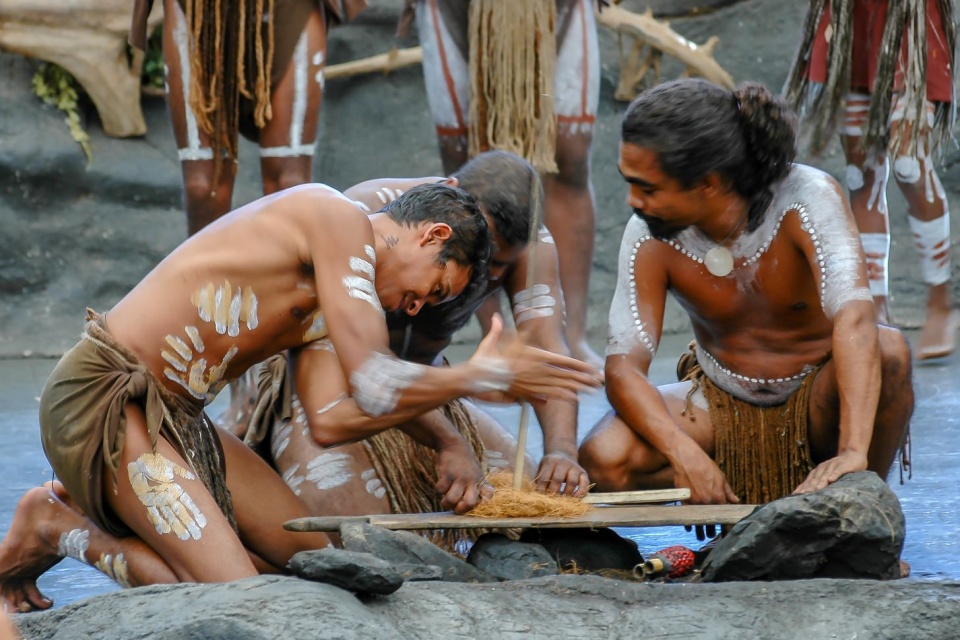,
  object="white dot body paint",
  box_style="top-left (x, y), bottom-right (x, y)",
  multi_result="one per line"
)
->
top-left (350, 352), bottom-right (425, 416)
top-left (606, 215), bottom-right (658, 358)
top-left (512, 284), bottom-right (556, 325)
top-left (845, 165), bottom-right (865, 191)
top-left (361, 469), bottom-right (387, 499)
top-left (127, 453), bottom-right (207, 541)
top-left (312, 51), bottom-right (324, 66)
top-left (306, 451), bottom-right (354, 490)
top-left (58, 529), bottom-right (90, 563)
top-left (282, 464), bottom-right (306, 496)
top-left (95, 553), bottom-right (132, 588)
